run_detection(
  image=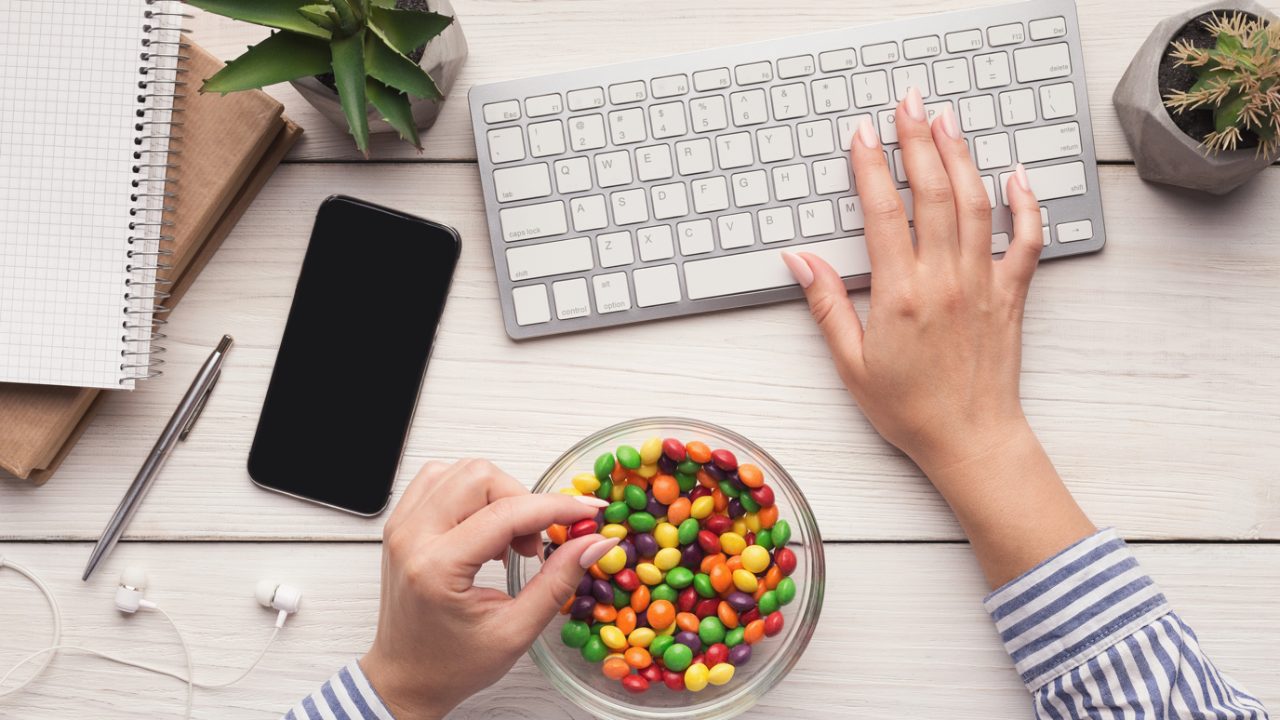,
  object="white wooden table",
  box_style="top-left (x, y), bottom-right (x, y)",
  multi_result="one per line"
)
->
top-left (3, 1), bottom-right (1278, 717)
